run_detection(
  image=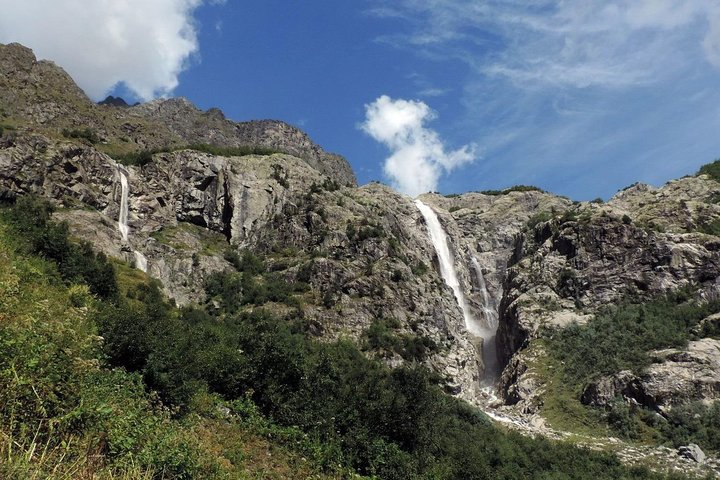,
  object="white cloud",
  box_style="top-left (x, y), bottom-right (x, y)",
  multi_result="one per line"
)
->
top-left (367, 1), bottom-right (720, 200)
top-left (0, 0), bottom-right (210, 100)
top-left (371, 0), bottom-right (720, 89)
top-left (361, 95), bottom-right (475, 196)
